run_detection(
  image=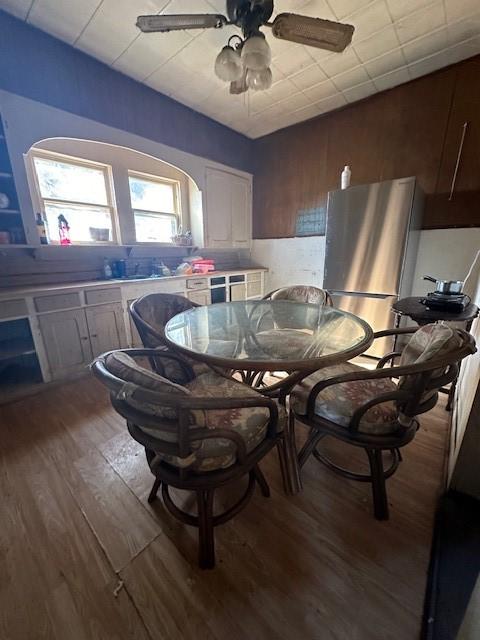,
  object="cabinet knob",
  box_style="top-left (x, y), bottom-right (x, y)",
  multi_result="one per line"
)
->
top-left (90, 334), bottom-right (98, 338)
top-left (81, 336), bottom-right (89, 341)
